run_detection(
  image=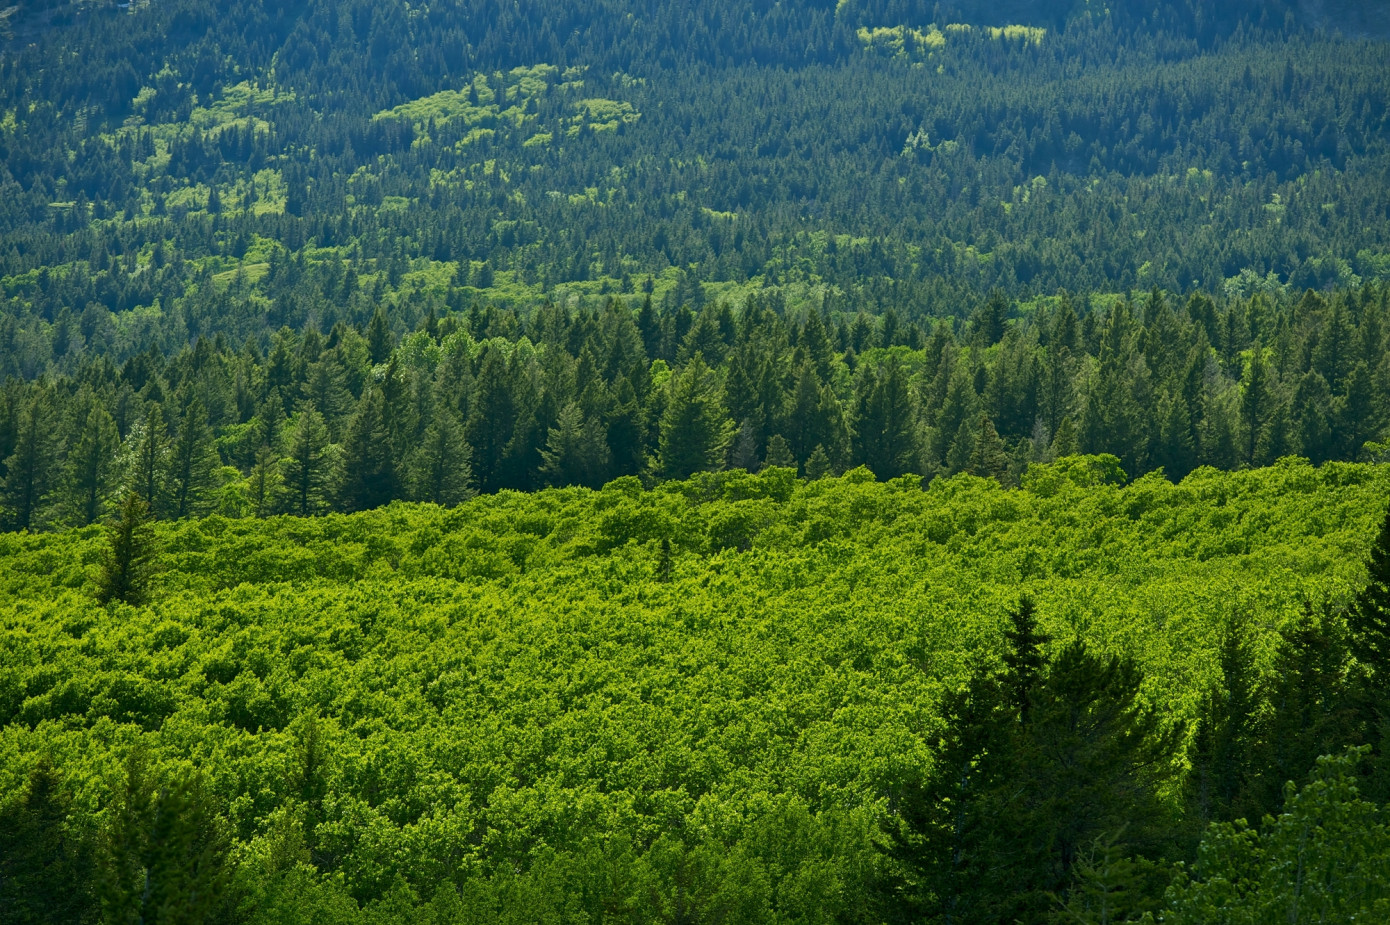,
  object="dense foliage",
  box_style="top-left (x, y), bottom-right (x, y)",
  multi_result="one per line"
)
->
top-left (2, 460), bottom-right (1390, 921)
